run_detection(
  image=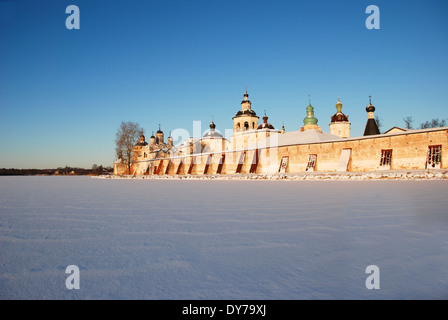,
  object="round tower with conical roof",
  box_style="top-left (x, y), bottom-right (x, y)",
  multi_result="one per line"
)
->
top-left (363, 96), bottom-right (380, 136)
